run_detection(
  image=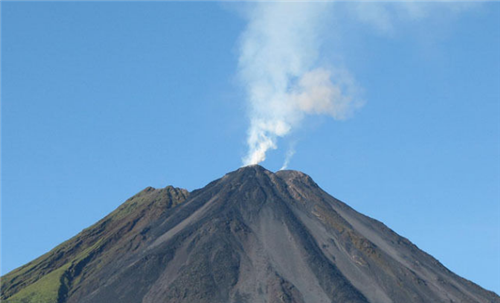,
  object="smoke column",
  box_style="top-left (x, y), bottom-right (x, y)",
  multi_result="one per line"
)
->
top-left (239, 2), bottom-right (362, 167)
top-left (280, 144), bottom-right (296, 171)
